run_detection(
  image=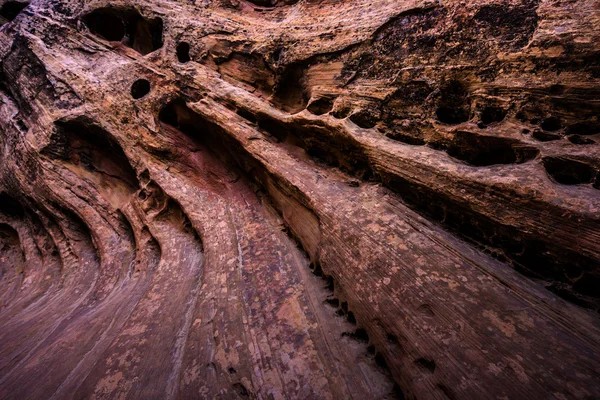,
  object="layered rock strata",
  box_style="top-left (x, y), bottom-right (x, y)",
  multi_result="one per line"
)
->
top-left (1, 0), bottom-right (599, 399)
